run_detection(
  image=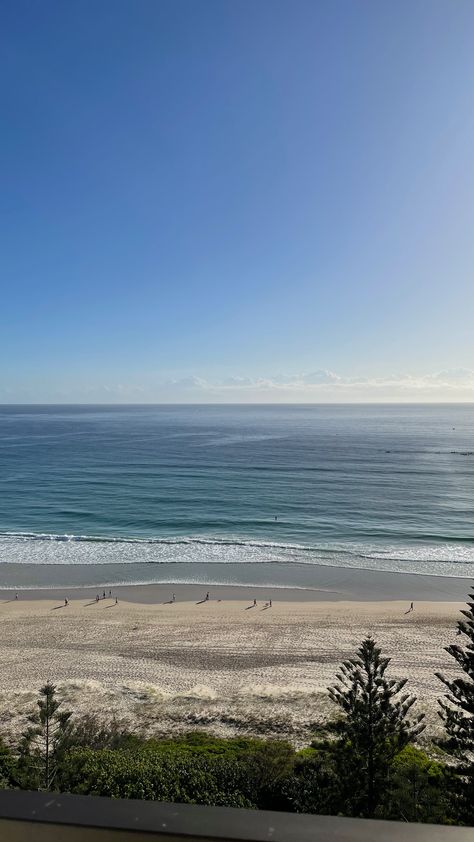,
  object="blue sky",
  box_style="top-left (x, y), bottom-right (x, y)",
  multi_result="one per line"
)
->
top-left (1, 0), bottom-right (474, 402)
